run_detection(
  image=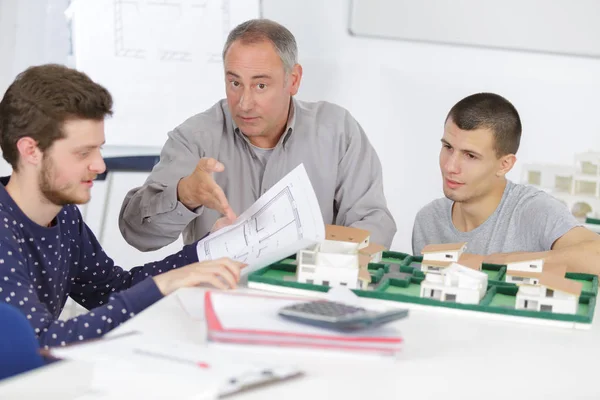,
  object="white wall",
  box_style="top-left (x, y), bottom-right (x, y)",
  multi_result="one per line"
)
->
top-left (0, 0), bottom-right (70, 94)
top-left (263, 0), bottom-right (600, 252)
